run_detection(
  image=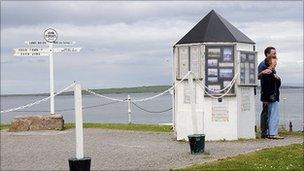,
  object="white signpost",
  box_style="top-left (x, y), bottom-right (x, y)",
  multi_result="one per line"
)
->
top-left (13, 28), bottom-right (81, 115)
